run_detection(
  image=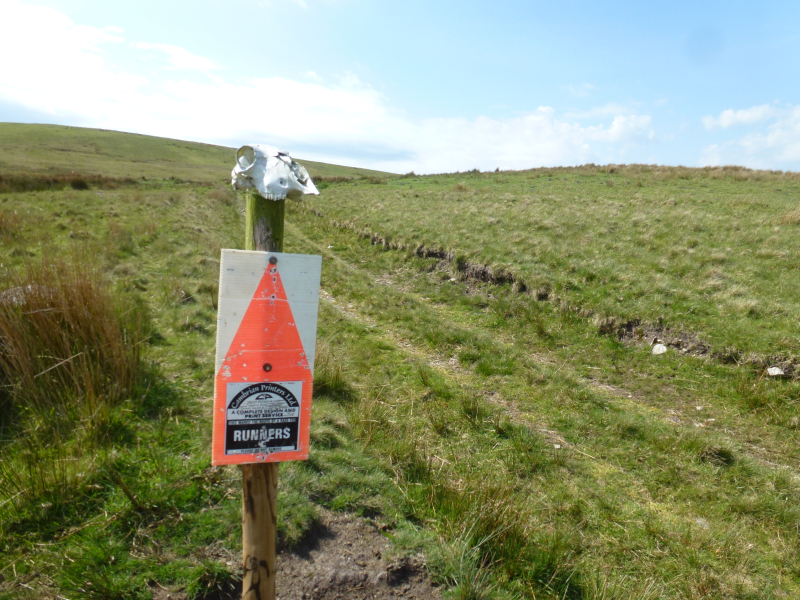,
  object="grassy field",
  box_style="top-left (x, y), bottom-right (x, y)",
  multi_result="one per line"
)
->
top-left (305, 166), bottom-right (800, 358)
top-left (1, 126), bottom-right (799, 599)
